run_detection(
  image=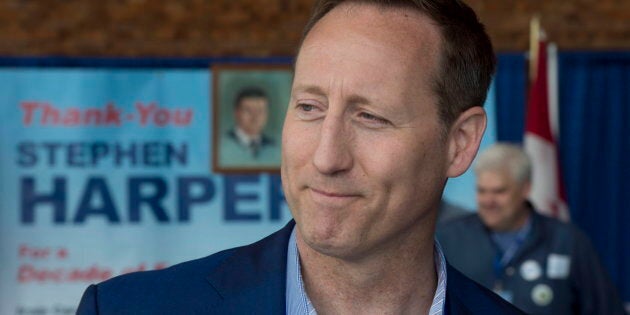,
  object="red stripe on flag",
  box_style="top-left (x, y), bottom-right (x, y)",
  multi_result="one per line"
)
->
top-left (526, 41), bottom-right (554, 143)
